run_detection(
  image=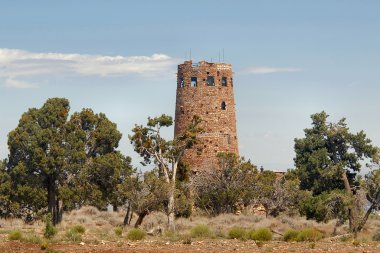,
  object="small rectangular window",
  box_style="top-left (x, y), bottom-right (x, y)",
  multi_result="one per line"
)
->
top-left (207, 76), bottom-right (214, 86)
top-left (221, 77), bottom-right (227, 86)
top-left (231, 77), bottom-right (233, 87)
top-left (179, 77), bottom-right (184, 88)
top-left (191, 77), bottom-right (197, 87)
